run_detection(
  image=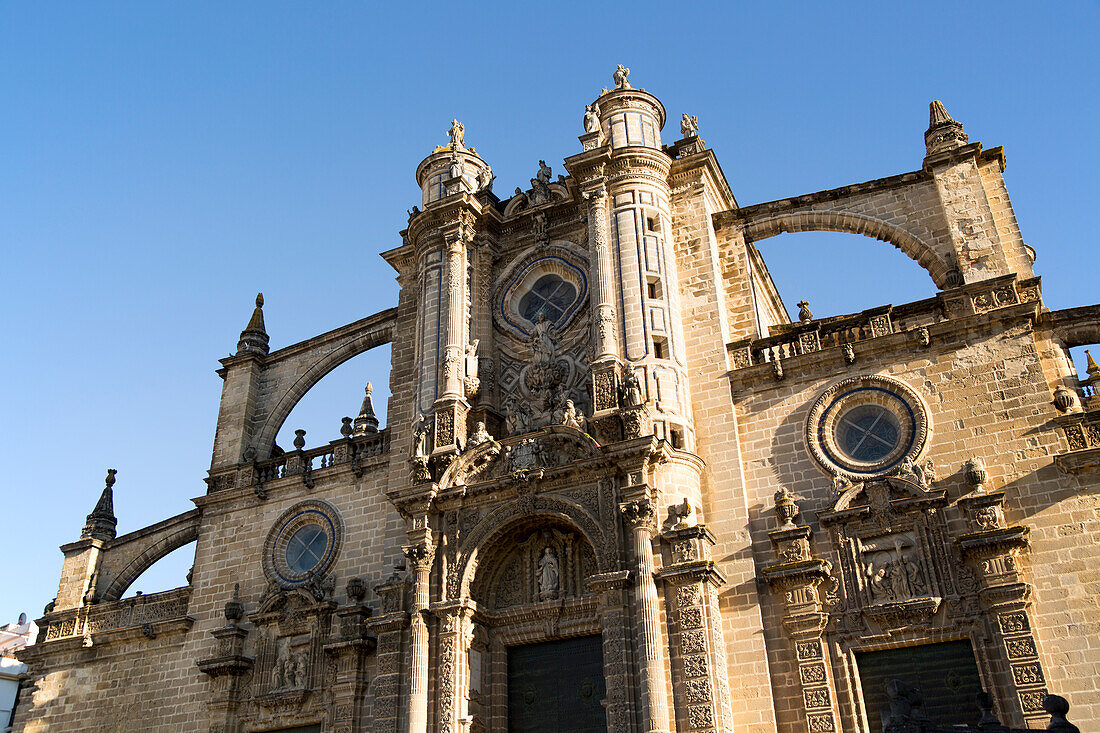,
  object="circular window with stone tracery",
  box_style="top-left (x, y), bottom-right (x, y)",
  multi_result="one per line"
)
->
top-left (806, 375), bottom-right (929, 479)
top-left (263, 500), bottom-right (344, 587)
top-left (497, 253), bottom-right (588, 339)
